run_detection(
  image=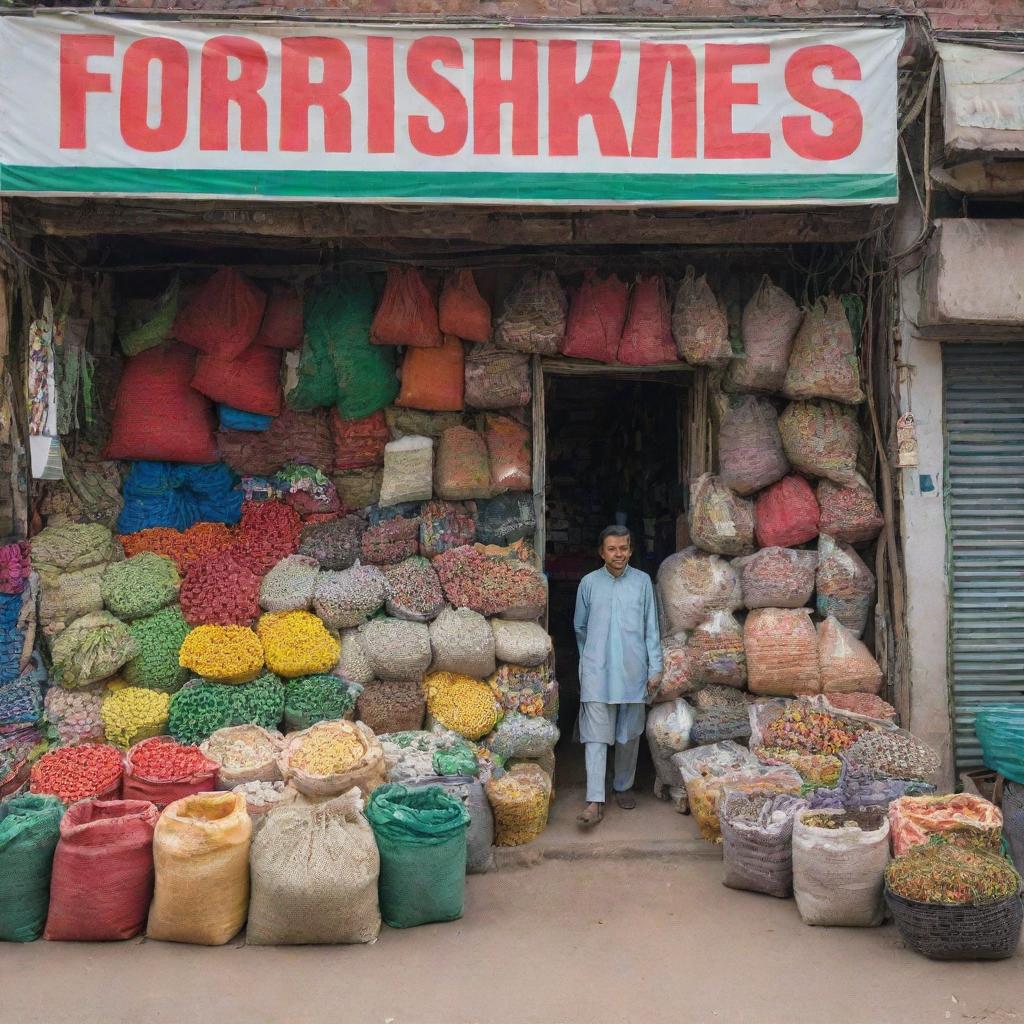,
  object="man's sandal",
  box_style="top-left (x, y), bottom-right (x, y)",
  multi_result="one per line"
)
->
top-left (614, 790), bottom-right (637, 810)
top-left (576, 802), bottom-right (604, 827)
